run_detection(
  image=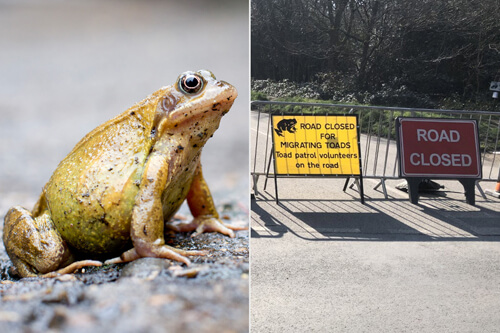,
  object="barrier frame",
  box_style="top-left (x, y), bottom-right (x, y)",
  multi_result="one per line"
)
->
top-left (252, 101), bottom-right (500, 201)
